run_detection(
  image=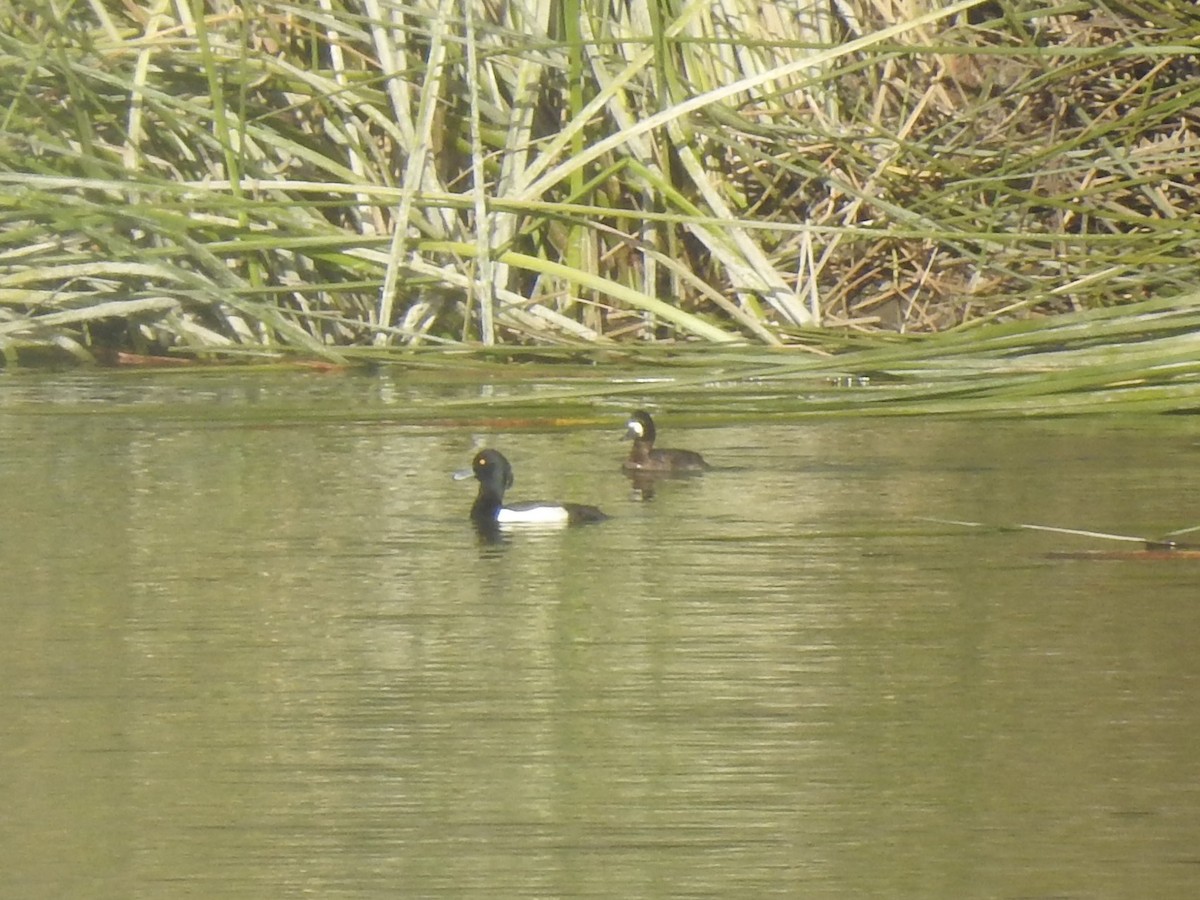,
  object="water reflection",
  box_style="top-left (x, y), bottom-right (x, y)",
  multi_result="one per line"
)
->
top-left (2, 373), bottom-right (1200, 898)
top-left (623, 467), bottom-right (708, 502)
